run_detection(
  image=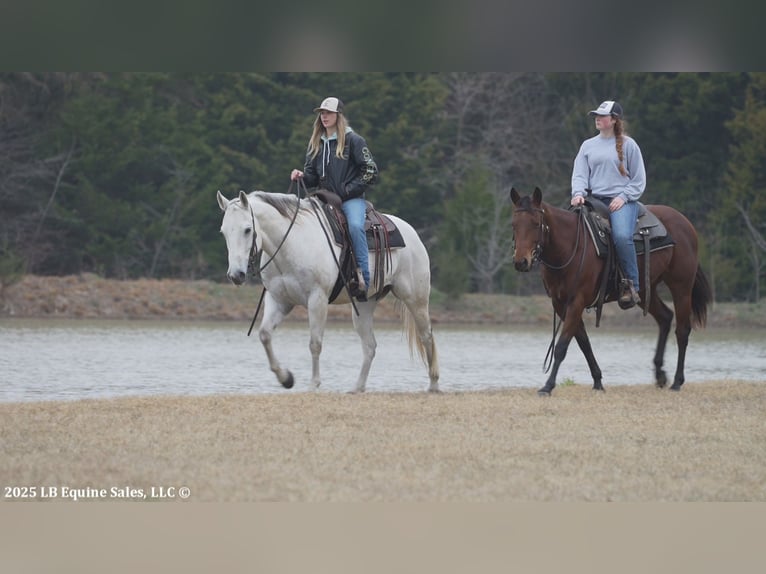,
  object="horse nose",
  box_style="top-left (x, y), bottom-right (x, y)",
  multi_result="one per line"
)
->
top-left (514, 259), bottom-right (529, 272)
top-left (228, 270), bottom-right (246, 285)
